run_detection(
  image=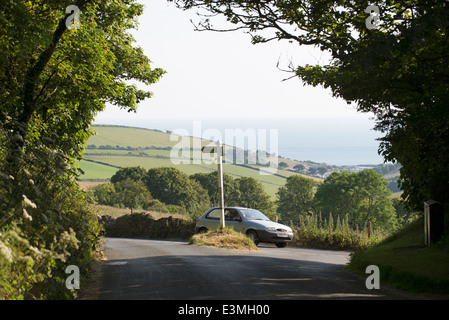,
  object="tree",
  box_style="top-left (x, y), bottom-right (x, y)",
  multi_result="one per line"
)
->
top-left (92, 179), bottom-right (152, 212)
top-left (92, 182), bottom-right (117, 207)
top-left (1, 1), bottom-right (164, 171)
top-left (235, 177), bottom-right (275, 217)
top-left (110, 166), bottom-right (147, 184)
top-left (279, 162), bottom-right (288, 169)
top-left (190, 172), bottom-right (276, 217)
top-left (0, 0), bottom-right (164, 298)
top-left (276, 175), bottom-right (316, 222)
top-left (293, 164), bottom-right (305, 173)
top-left (317, 167), bottom-right (328, 177)
top-left (113, 178), bottom-right (152, 213)
top-left (392, 198), bottom-right (417, 226)
top-left (145, 167), bottom-right (210, 212)
top-left (171, 0), bottom-right (449, 216)
top-left (1, 0), bottom-right (164, 220)
top-left (190, 171), bottom-right (240, 206)
top-left (314, 170), bottom-right (398, 232)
